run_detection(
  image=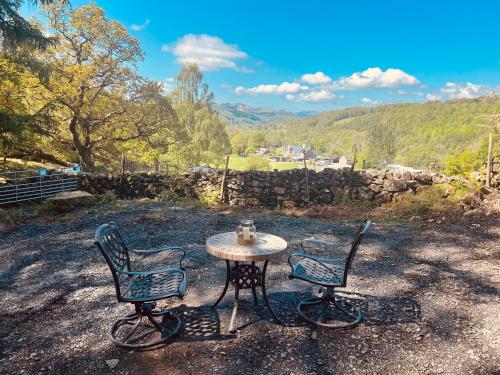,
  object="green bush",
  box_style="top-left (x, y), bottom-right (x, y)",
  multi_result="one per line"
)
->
top-left (155, 190), bottom-right (180, 203)
top-left (98, 190), bottom-right (117, 203)
top-left (197, 189), bottom-right (220, 206)
top-left (246, 155), bottom-right (270, 171)
top-left (443, 150), bottom-right (481, 176)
